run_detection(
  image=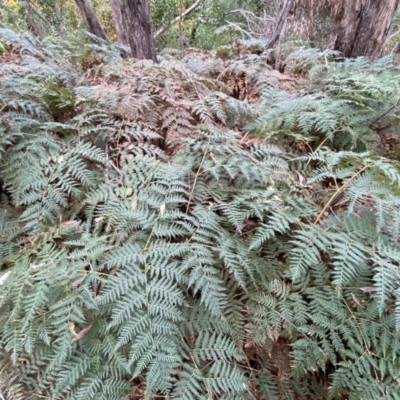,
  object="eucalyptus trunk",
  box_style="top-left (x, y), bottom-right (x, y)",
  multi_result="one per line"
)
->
top-left (266, 0), bottom-right (295, 50)
top-left (321, 0), bottom-right (399, 60)
top-left (110, 0), bottom-right (128, 47)
top-left (120, 0), bottom-right (157, 62)
top-left (74, 0), bottom-right (109, 42)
